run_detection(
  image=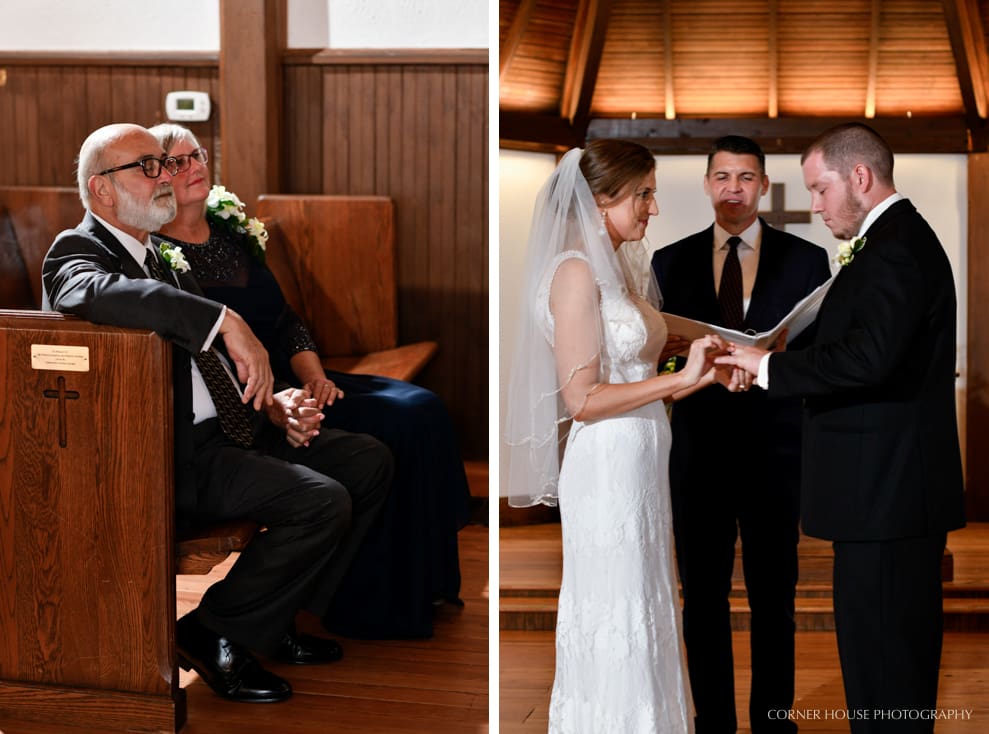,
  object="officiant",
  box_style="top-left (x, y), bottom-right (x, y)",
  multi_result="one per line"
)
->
top-left (651, 136), bottom-right (830, 734)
